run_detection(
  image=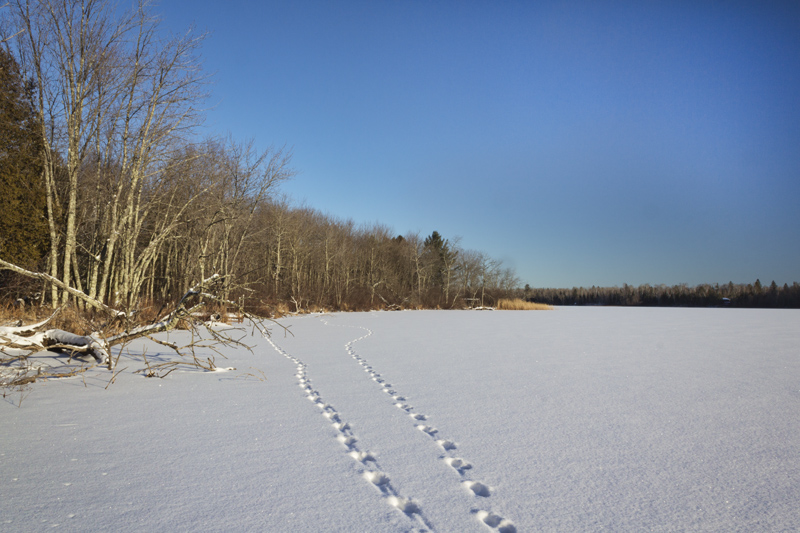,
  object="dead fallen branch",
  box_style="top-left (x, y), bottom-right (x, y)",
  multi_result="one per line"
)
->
top-left (0, 259), bottom-right (122, 316)
top-left (2, 257), bottom-right (283, 391)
